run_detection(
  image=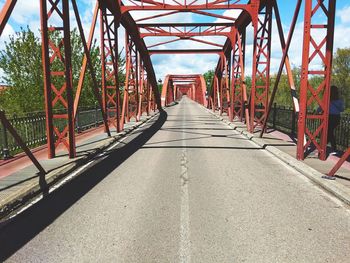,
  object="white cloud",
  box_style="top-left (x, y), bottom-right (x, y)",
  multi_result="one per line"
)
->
top-left (337, 5), bottom-right (350, 24)
top-left (215, 9), bottom-right (242, 22)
